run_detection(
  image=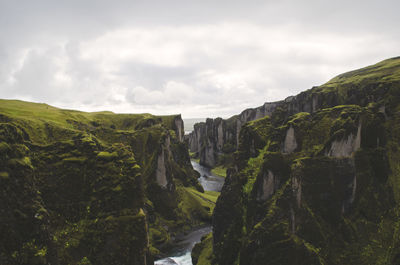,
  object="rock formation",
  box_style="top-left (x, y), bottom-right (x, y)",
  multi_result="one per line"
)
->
top-left (188, 55), bottom-right (400, 169)
top-left (188, 102), bottom-right (281, 167)
top-left (193, 57), bottom-right (400, 265)
top-left (0, 100), bottom-right (205, 264)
